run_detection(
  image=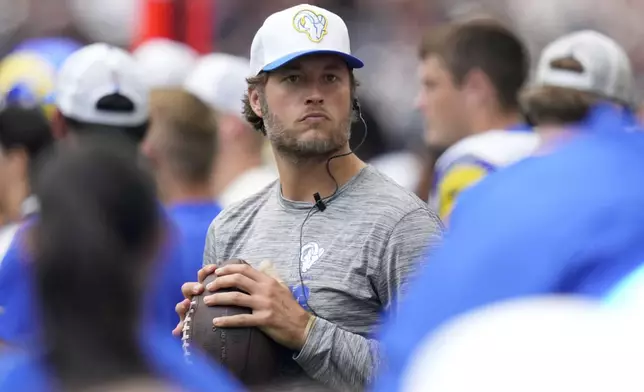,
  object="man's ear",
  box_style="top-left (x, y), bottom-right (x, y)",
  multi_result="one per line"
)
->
top-left (139, 130), bottom-right (161, 170)
top-left (249, 88), bottom-right (263, 118)
top-left (461, 68), bottom-right (494, 107)
top-left (218, 114), bottom-right (245, 143)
